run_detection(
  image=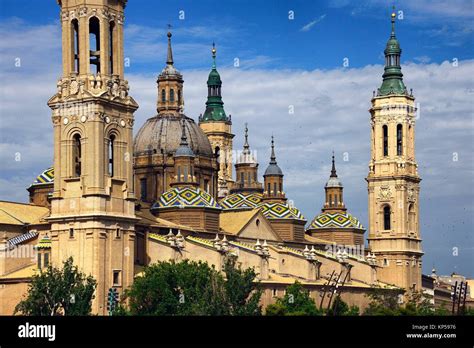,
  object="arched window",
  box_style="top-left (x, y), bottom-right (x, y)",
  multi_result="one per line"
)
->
top-left (73, 134), bottom-right (82, 177)
top-left (273, 182), bottom-right (277, 194)
top-left (383, 125), bottom-right (388, 157)
top-left (329, 194), bottom-right (332, 207)
top-left (397, 124), bottom-right (403, 156)
top-left (89, 17), bottom-right (101, 74)
top-left (279, 182), bottom-right (282, 193)
top-left (170, 89), bottom-right (175, 102)
top-left (109, 21), bottom-right (115, 74)
top-left (183, 166), bottom-right (188, 182)
top-left (108, 134), bottom-right (115, 177)
top-left (383, 205), bottom-right (391, 230)
top-left (267, 183), bottom-right (271, 194)
top-left (214, 146), bottom-right (220, 164)
top-left (72, 19), bottom-right (80, 73)
top-left (254, 172), bottom-right (257, 182)
top-left (240, 172), bottom-right (244, 184)
top-left (161, 89), bottom-right (166, 102)
top-left (408, 204), bottom-right (415, 233)
top-left (177, 166), bottom-right (181, 181)
top-left (140, 178), bottom-right (147, 201)
top-left (178, 90), bottom-right (181, 105)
